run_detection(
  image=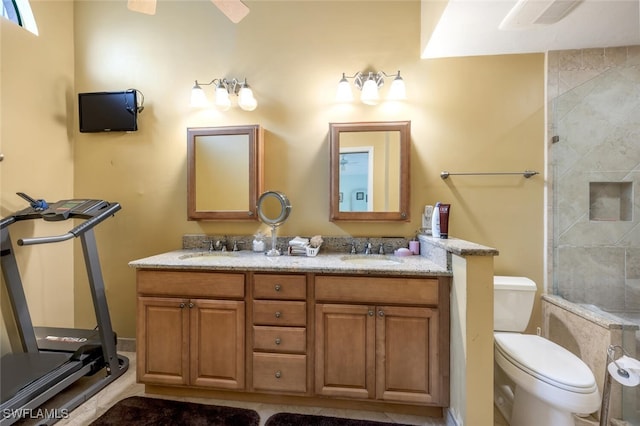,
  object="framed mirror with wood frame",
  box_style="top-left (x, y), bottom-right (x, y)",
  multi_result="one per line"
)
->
top-left (187, 124), bottom-right (263, 220)
top-left (329, 121), bottom-right (410, 222)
